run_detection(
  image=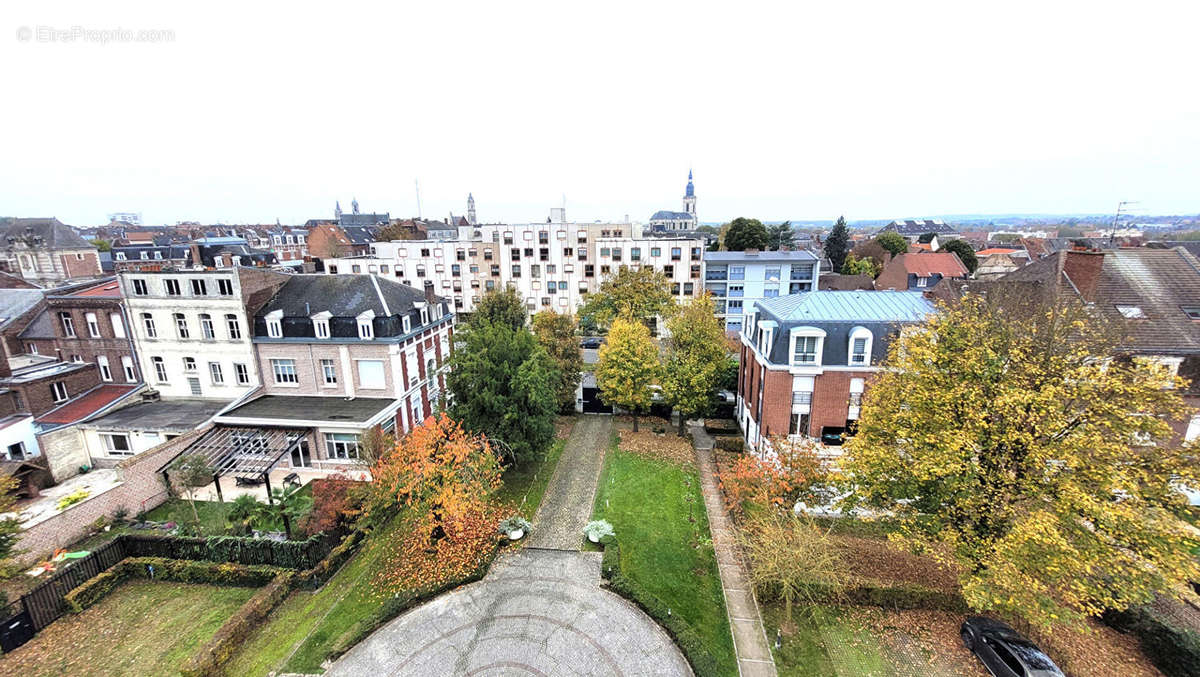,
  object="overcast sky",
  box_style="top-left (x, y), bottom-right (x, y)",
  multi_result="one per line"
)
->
top-left (3, 0), bottom-right (1198, 226)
